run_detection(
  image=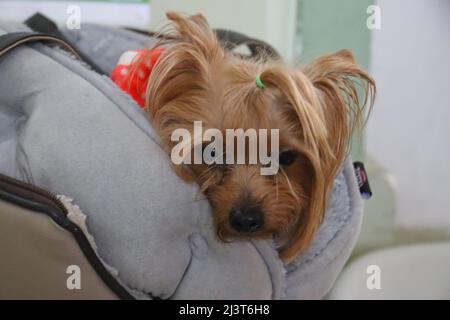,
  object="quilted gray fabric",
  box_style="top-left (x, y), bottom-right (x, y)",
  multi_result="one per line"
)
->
top-left (0, 22), bottom-right (363, 299)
